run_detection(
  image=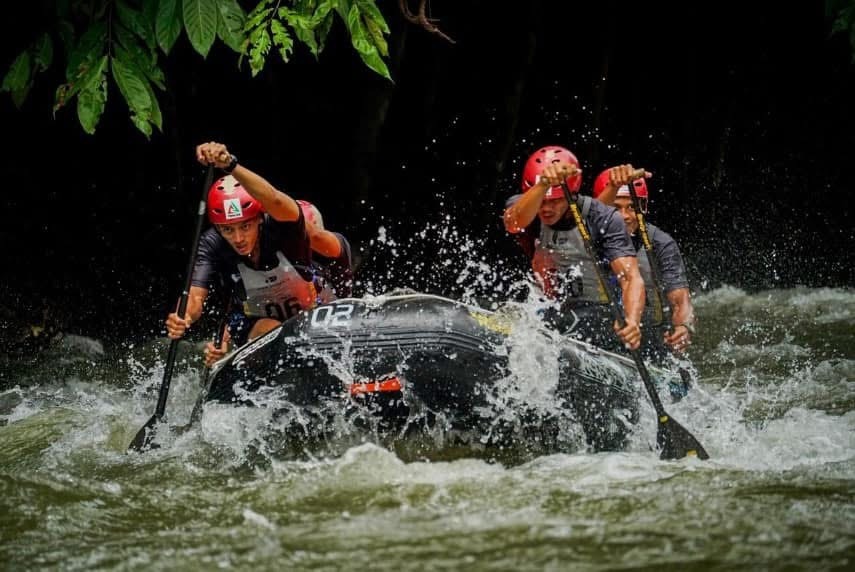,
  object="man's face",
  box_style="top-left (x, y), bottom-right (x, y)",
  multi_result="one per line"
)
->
top-left (216, 216), bottom-right (262, 256)
top-left (613, 197), bottom-right (639, 234)
top-left (538, 197), bottom-right (568, 226)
